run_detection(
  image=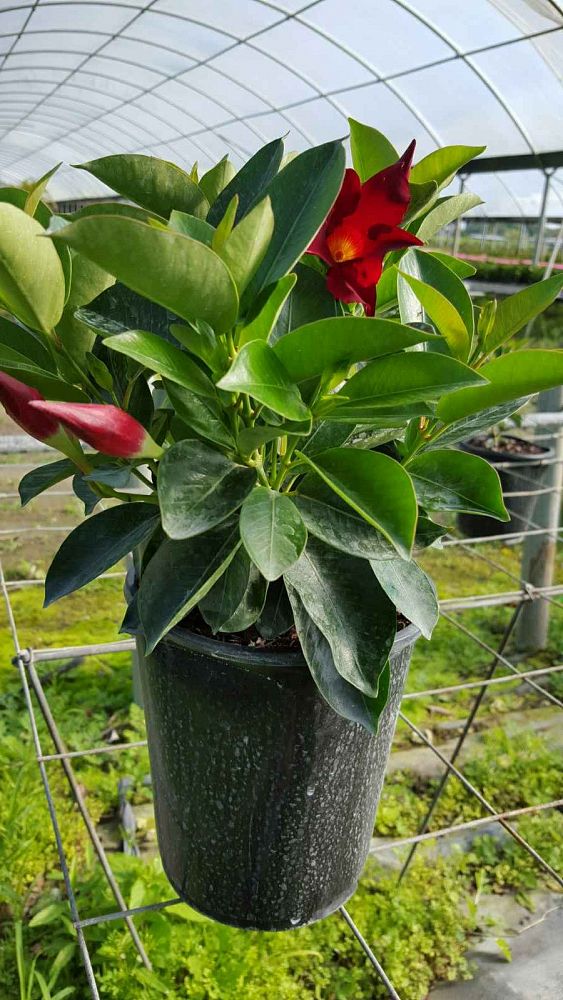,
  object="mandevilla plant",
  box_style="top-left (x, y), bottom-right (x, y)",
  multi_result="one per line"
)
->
top-left (1, 122), bottom-right (563, 735)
